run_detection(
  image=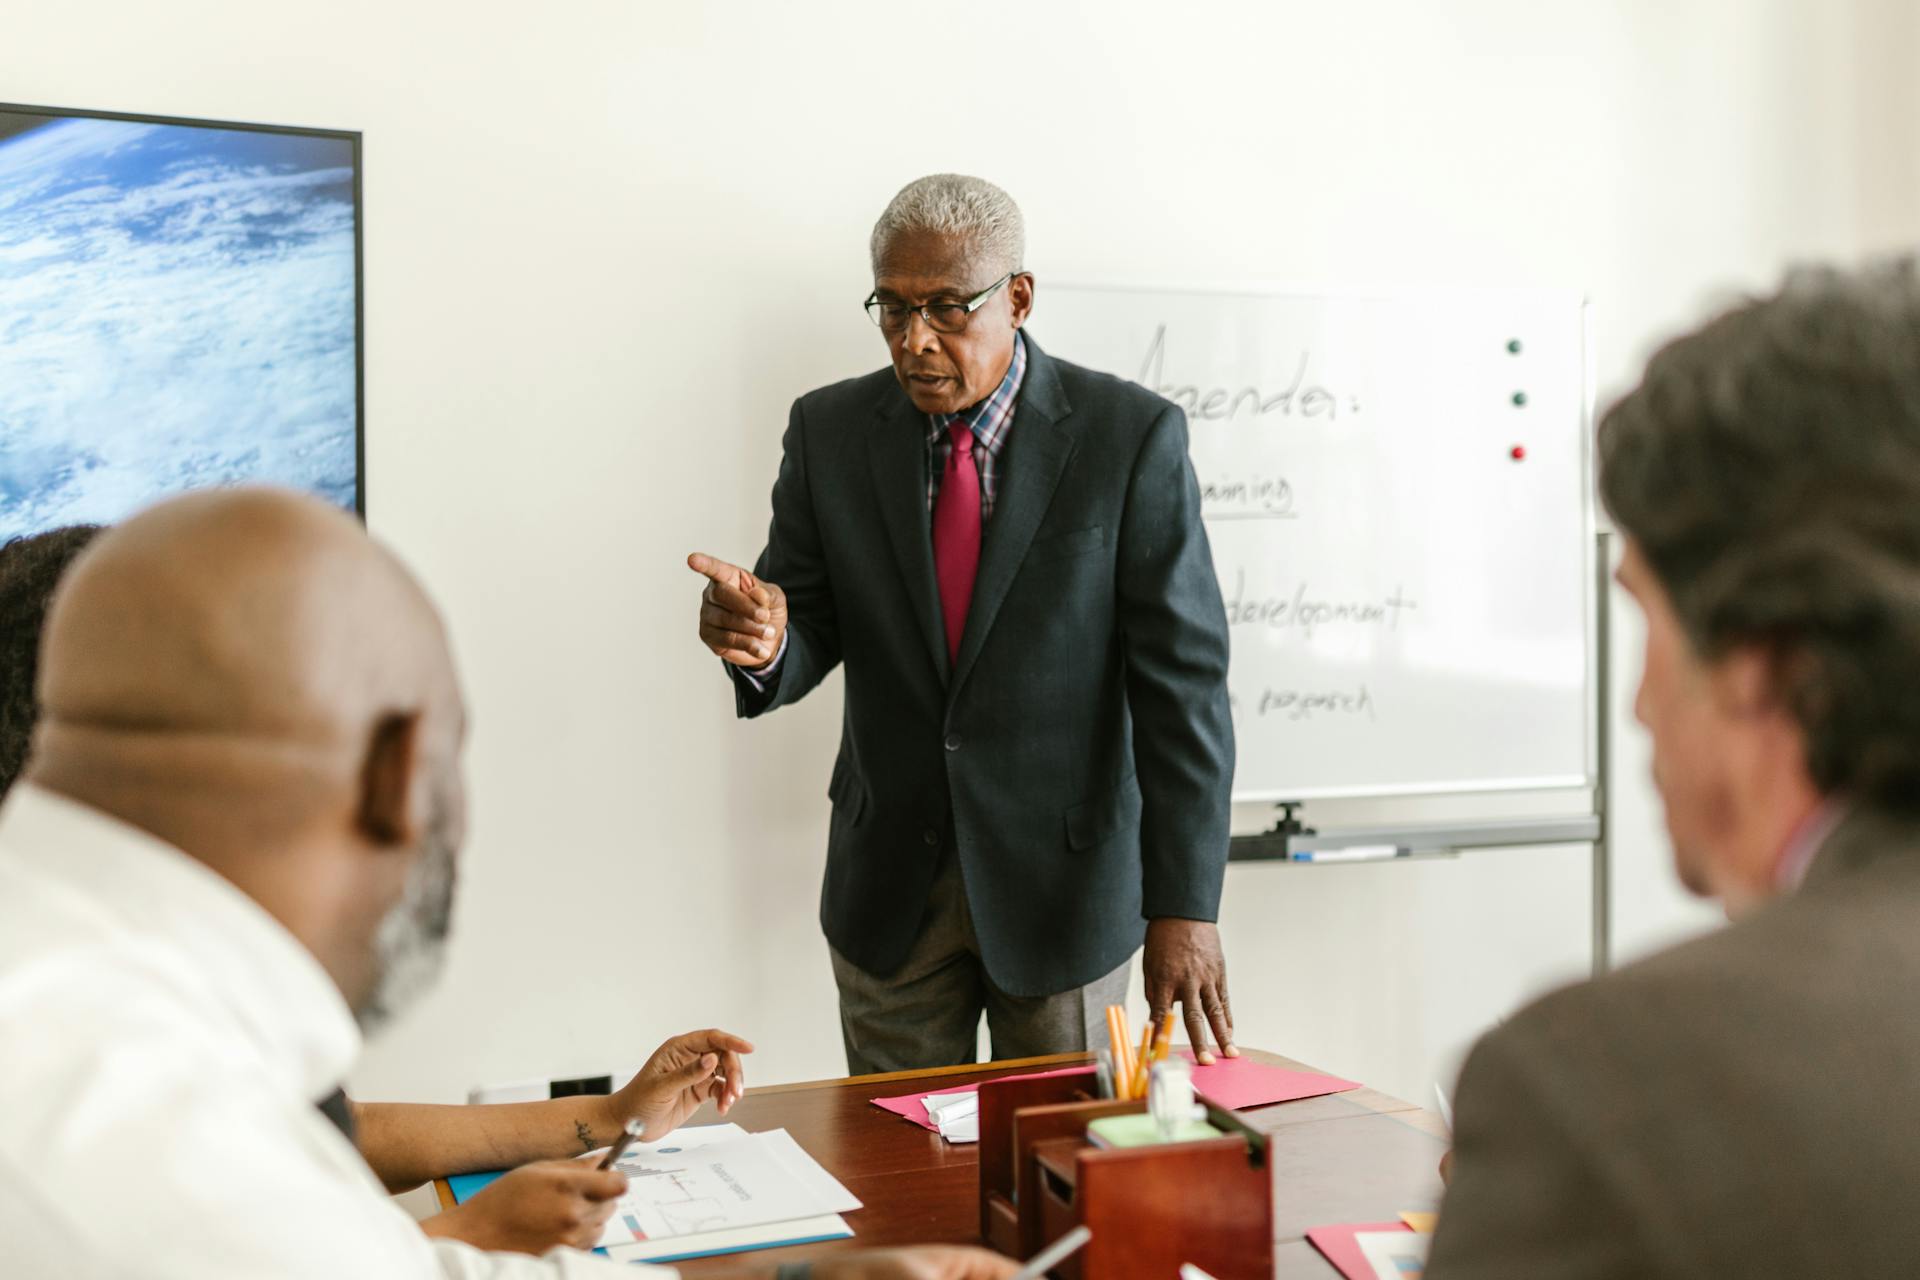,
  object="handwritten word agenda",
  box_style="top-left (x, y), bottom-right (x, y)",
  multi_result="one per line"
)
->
top-left (1138, 324), bottom-right (1360, 422)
